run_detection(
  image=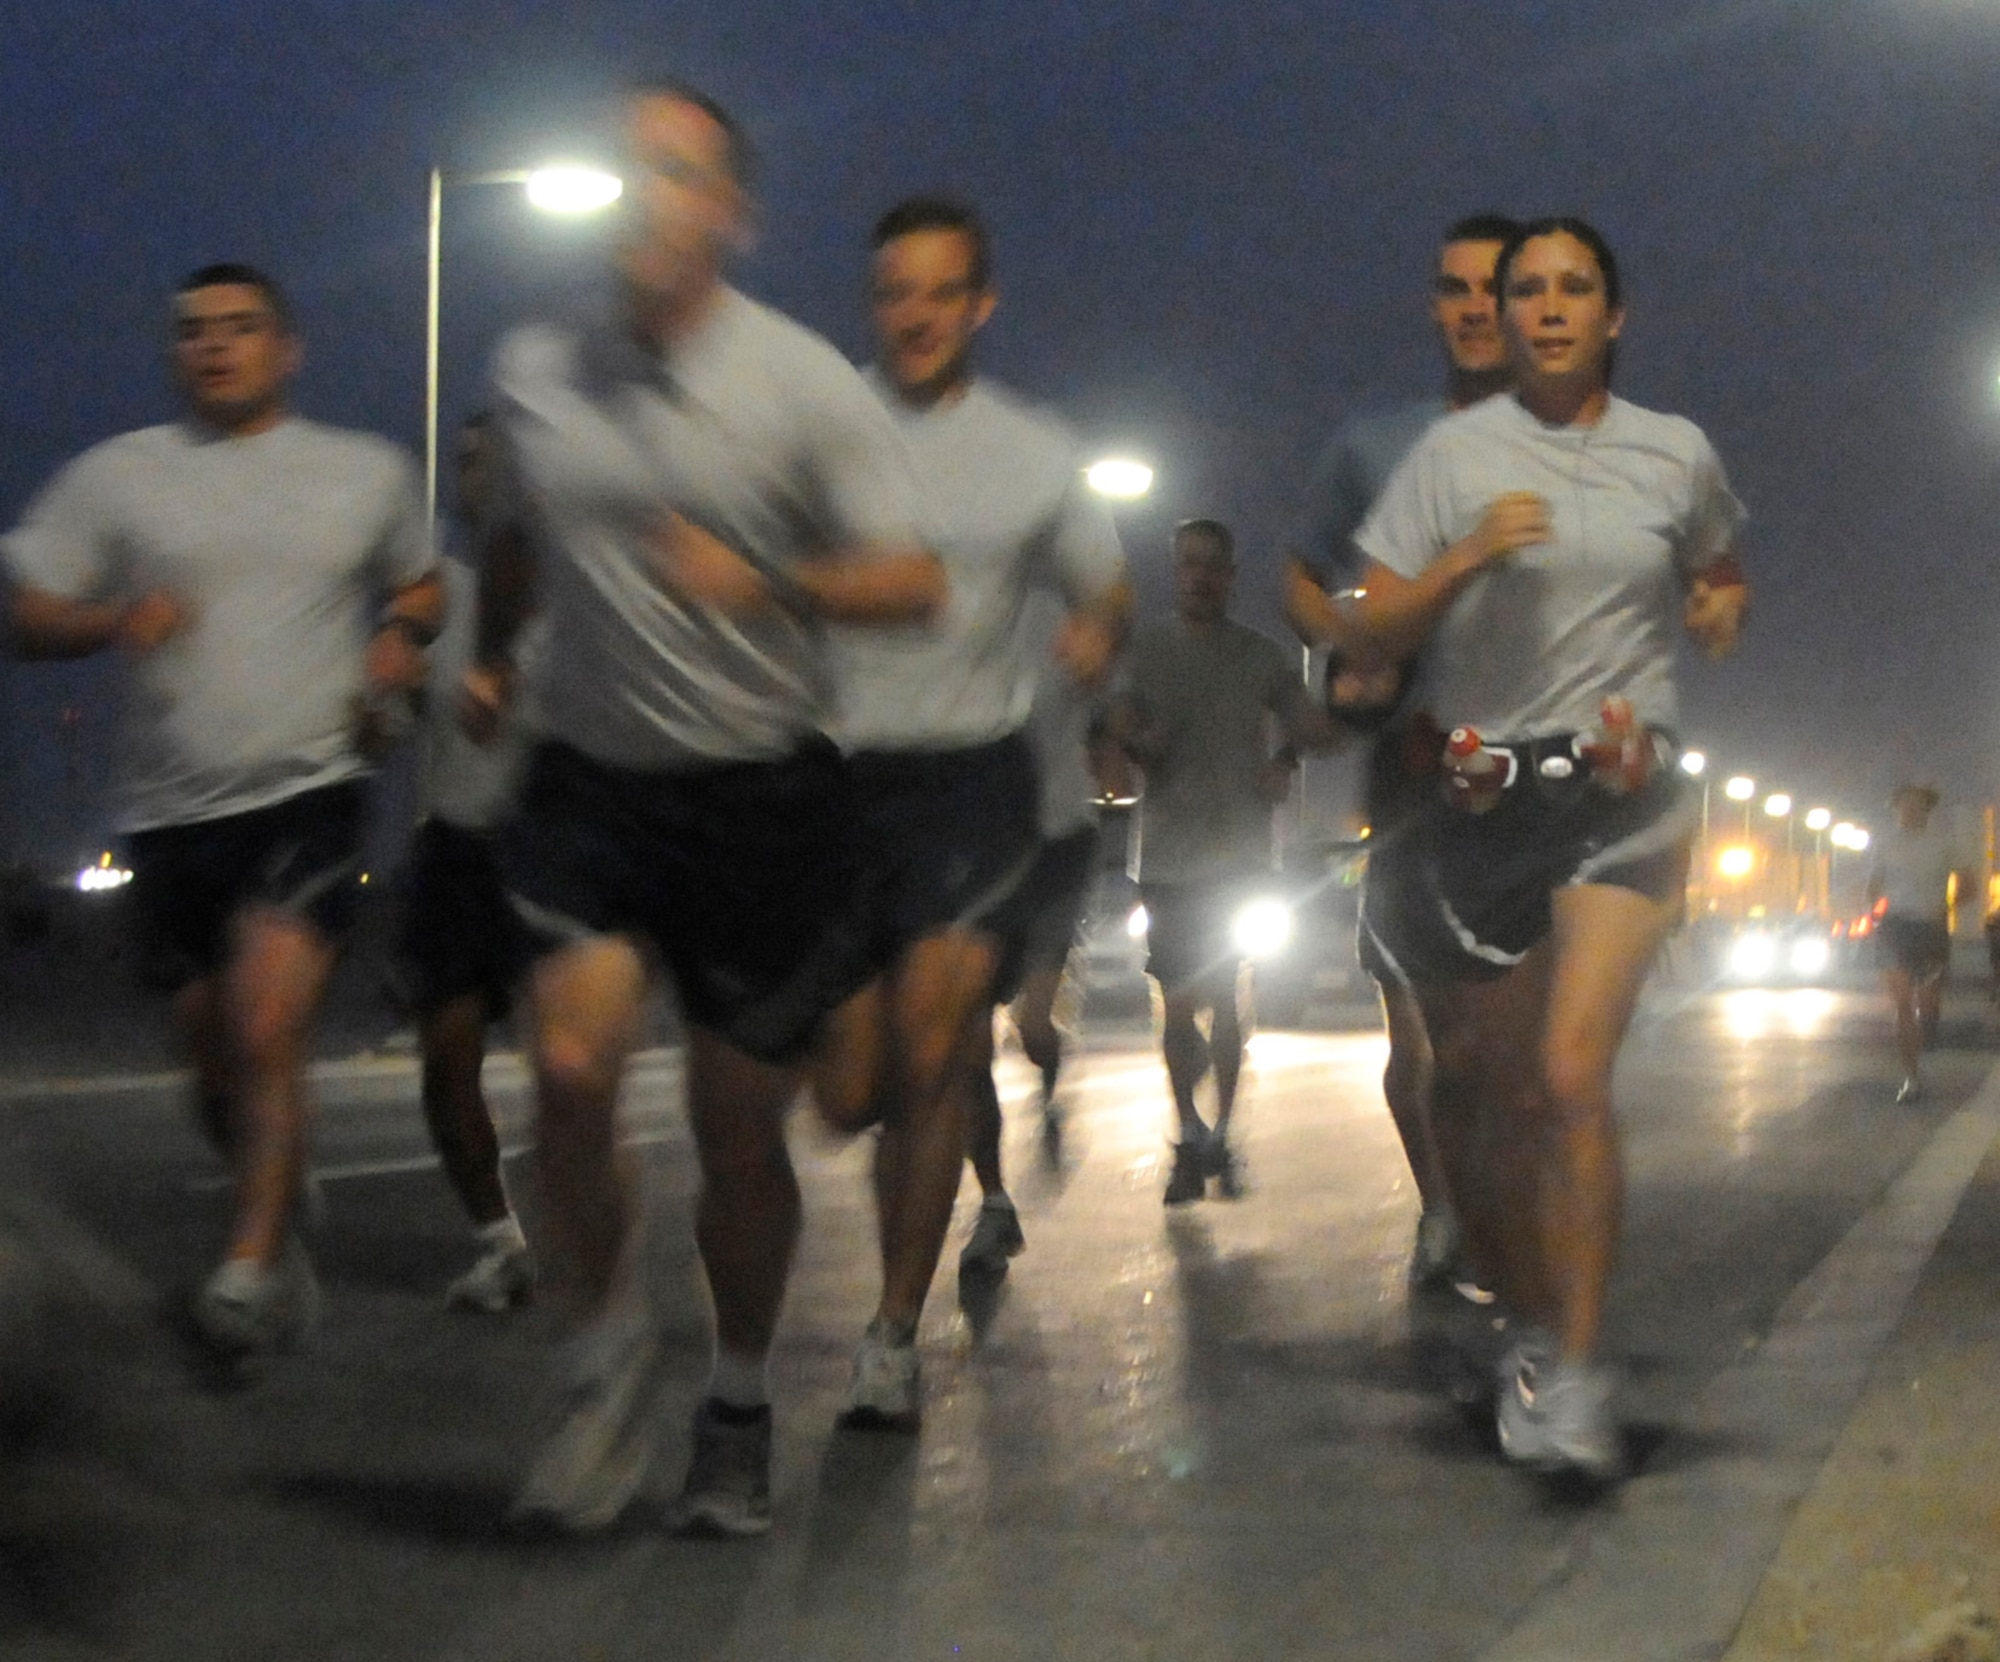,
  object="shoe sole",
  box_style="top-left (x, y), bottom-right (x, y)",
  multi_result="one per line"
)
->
top-left (836, 1404), bottom-right (920, 1435)
top-left (671, 1498), bottom-right (773, 1539)
top-left (445, 1276), bottom-right (534, 1314)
